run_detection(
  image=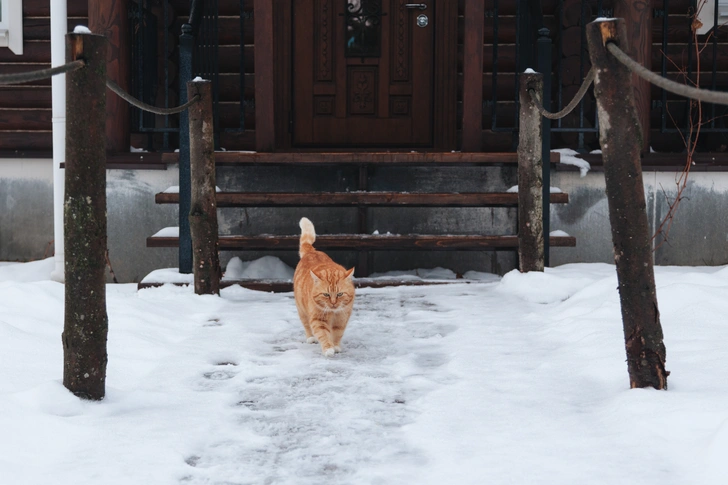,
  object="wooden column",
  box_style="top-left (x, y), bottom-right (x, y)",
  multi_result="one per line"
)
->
top-left (64, 33), bottom-right (109, 400)
top-left (88, 0), bottom-right (130, 154)
top-left (586, 19), bottom-right (668, 390)
top-left (517, 72), bottom-right (544, 272)
top-left (254, 0), bottom-right (275, 151)
top-left (614, 0), bottom-right (652, 154)
top-left (462, 0), bottom-right (485, 152)
top-left (188, 80), bottom-right (221, 295)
